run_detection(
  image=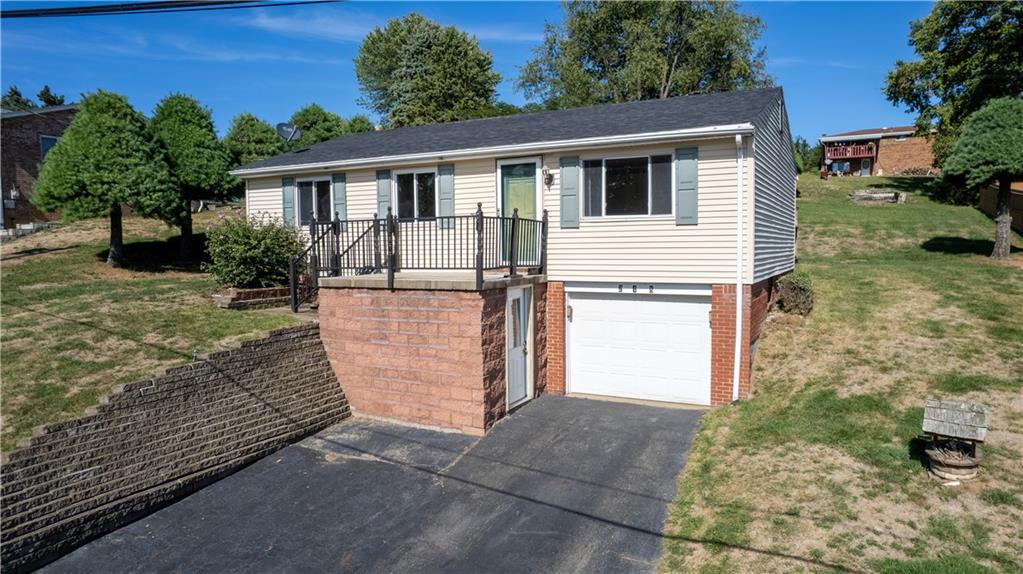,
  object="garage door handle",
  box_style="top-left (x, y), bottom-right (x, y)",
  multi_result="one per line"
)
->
top-left (566, 305), bottom-right (573, 322)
